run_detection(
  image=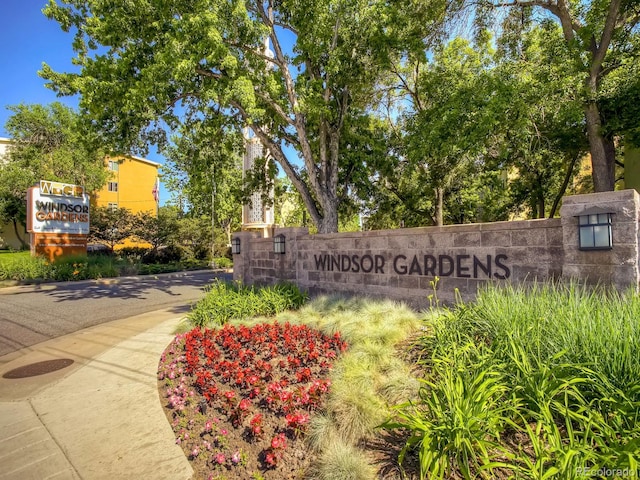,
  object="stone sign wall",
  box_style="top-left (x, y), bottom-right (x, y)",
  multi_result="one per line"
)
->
top-left (233, 191), bottom-right (640, 307)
